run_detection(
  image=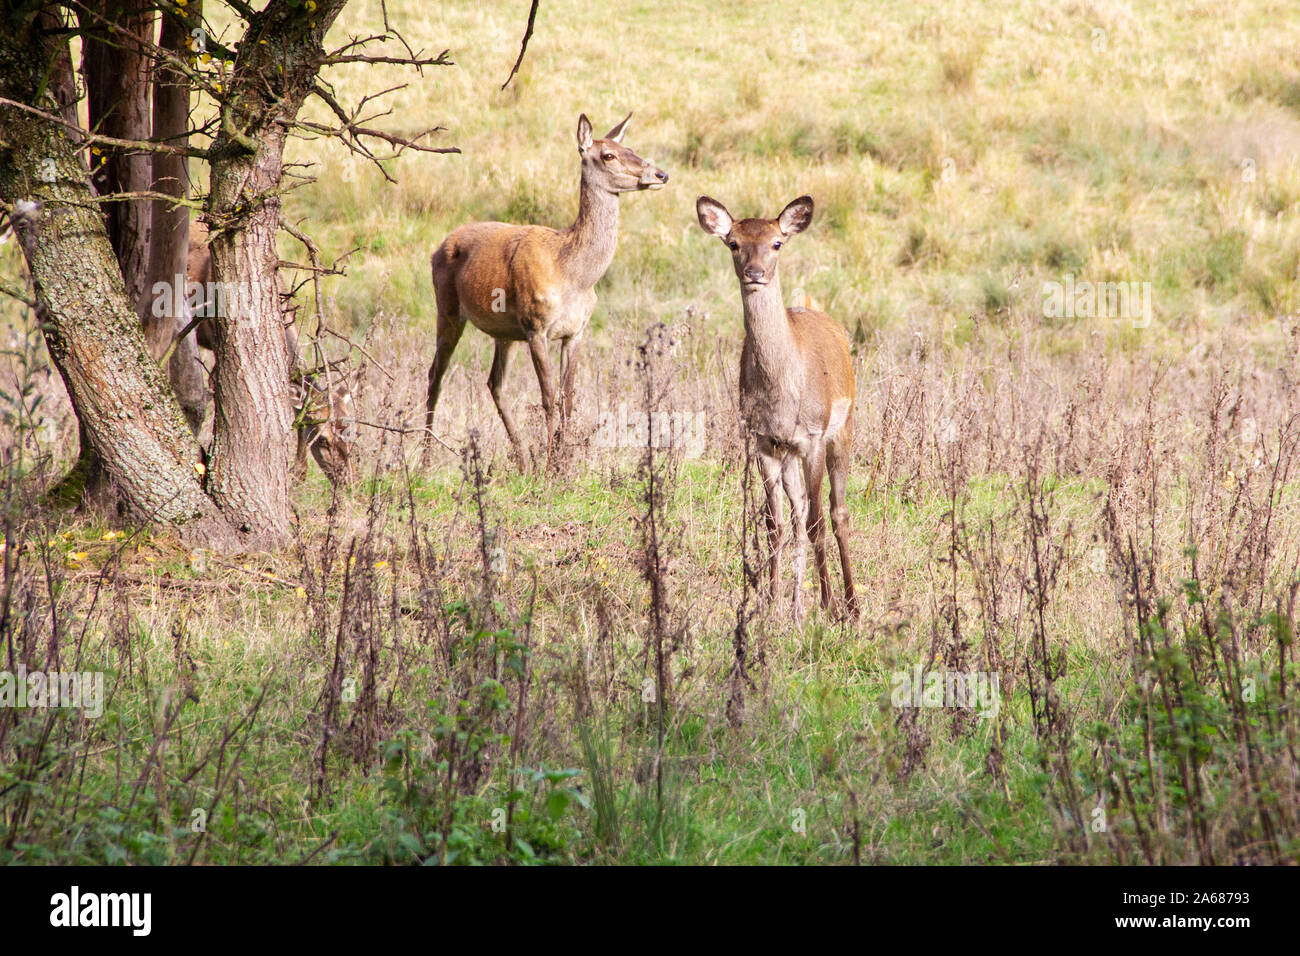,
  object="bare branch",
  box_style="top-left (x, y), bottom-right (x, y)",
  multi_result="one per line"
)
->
top-left (353, 418), bottom-right (456, 452)
top-left (294, 118), bottom-right (457, 155)
top-left (91, 190), bottom-right (204, 208)
top-left (0, 97), bottom-right (211, 159)
top-left (0, 282), bottom-right (38, 310)
top-left (289, 85), bottom-right (459, 184)
top-left (320, 50), bottom-right (453, 67)
top-left (502, 0), bottom-right (541, 91)
top-left (161, 314), bottom-right (206, 366)
top-left (279, 219), bottom-right (322, 261)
